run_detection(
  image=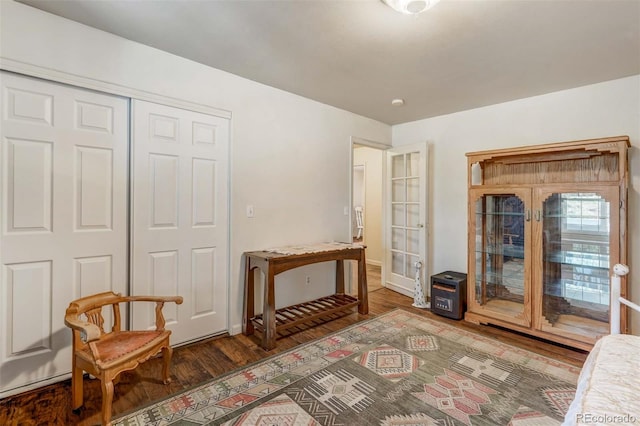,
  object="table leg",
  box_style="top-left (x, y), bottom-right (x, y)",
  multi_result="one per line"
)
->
top-left (358, 250), bottom-right (369, 314)
top-left (336, 259), bottom-right (345, 294)
top-left (262, 267), bottom-right (277, 350)
top-left (242, 258), bottom-right (255, 335)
